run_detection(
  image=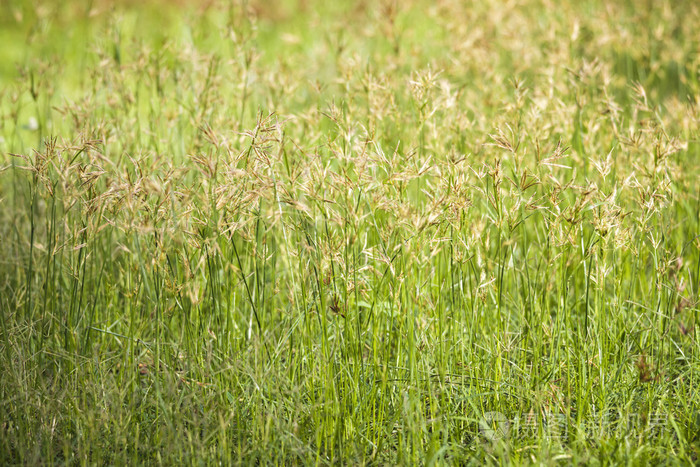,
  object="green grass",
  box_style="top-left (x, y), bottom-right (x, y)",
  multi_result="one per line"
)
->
top-left (1, 0), bottom-right (699, 464)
